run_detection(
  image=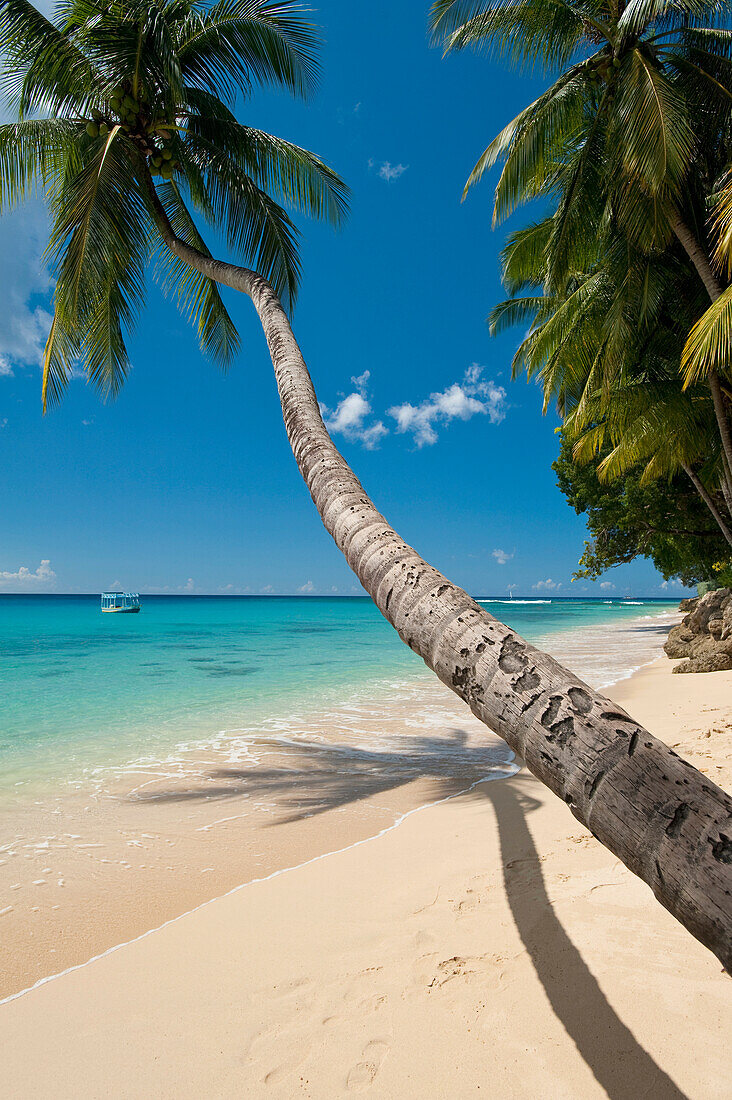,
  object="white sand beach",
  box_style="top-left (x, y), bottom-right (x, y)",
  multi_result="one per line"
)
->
top-left (1, 656), bottom-right (730, 1098)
